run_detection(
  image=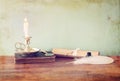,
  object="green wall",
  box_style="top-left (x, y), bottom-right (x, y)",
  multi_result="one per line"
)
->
top-left (0, 0), bottom-right (120, 56)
